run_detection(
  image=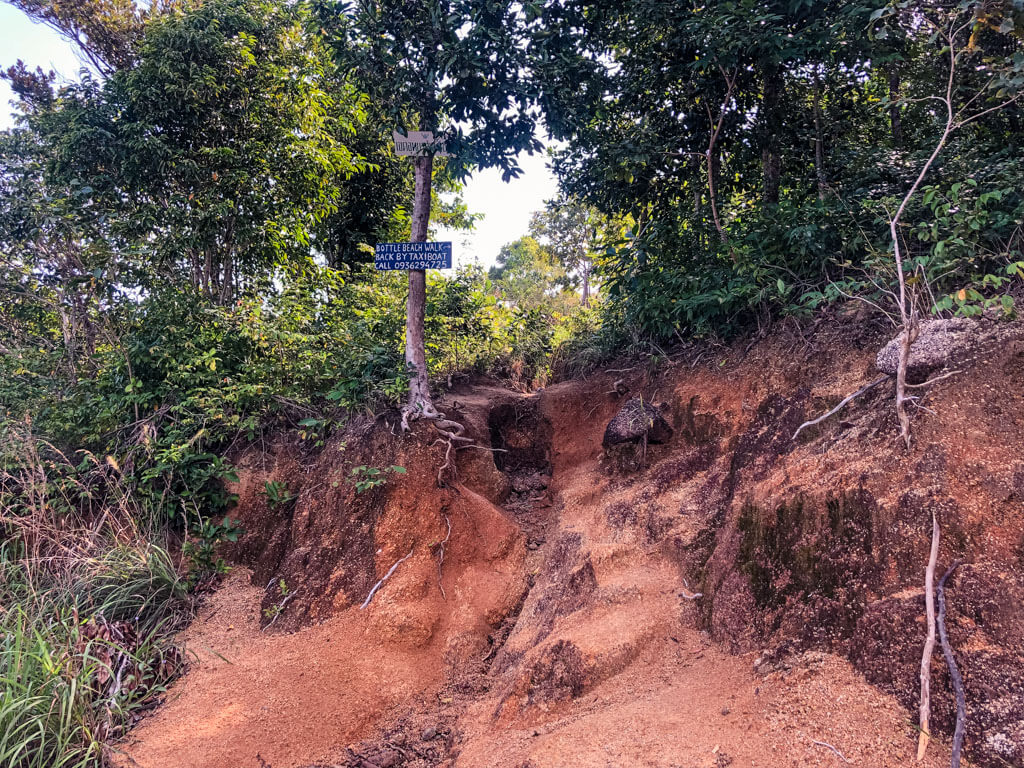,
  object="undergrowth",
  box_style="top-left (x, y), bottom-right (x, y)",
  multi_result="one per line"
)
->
top-left (0, 429), bottom-right (191, 768)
